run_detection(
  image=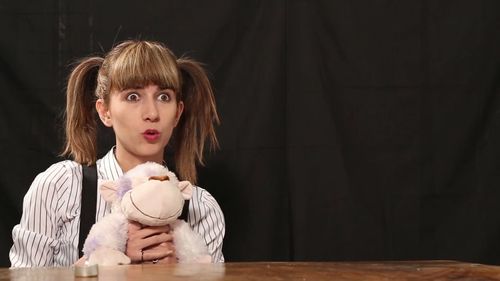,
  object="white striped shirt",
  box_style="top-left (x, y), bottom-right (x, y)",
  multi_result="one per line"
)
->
top-left (10, 148), bottom-right (225, 267)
